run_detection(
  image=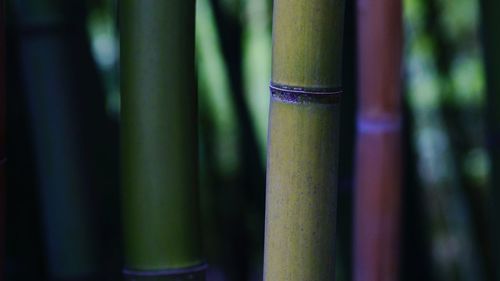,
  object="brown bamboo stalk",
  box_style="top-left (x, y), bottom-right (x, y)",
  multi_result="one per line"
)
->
top-left (354, 0), bottom-right (403, 280)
